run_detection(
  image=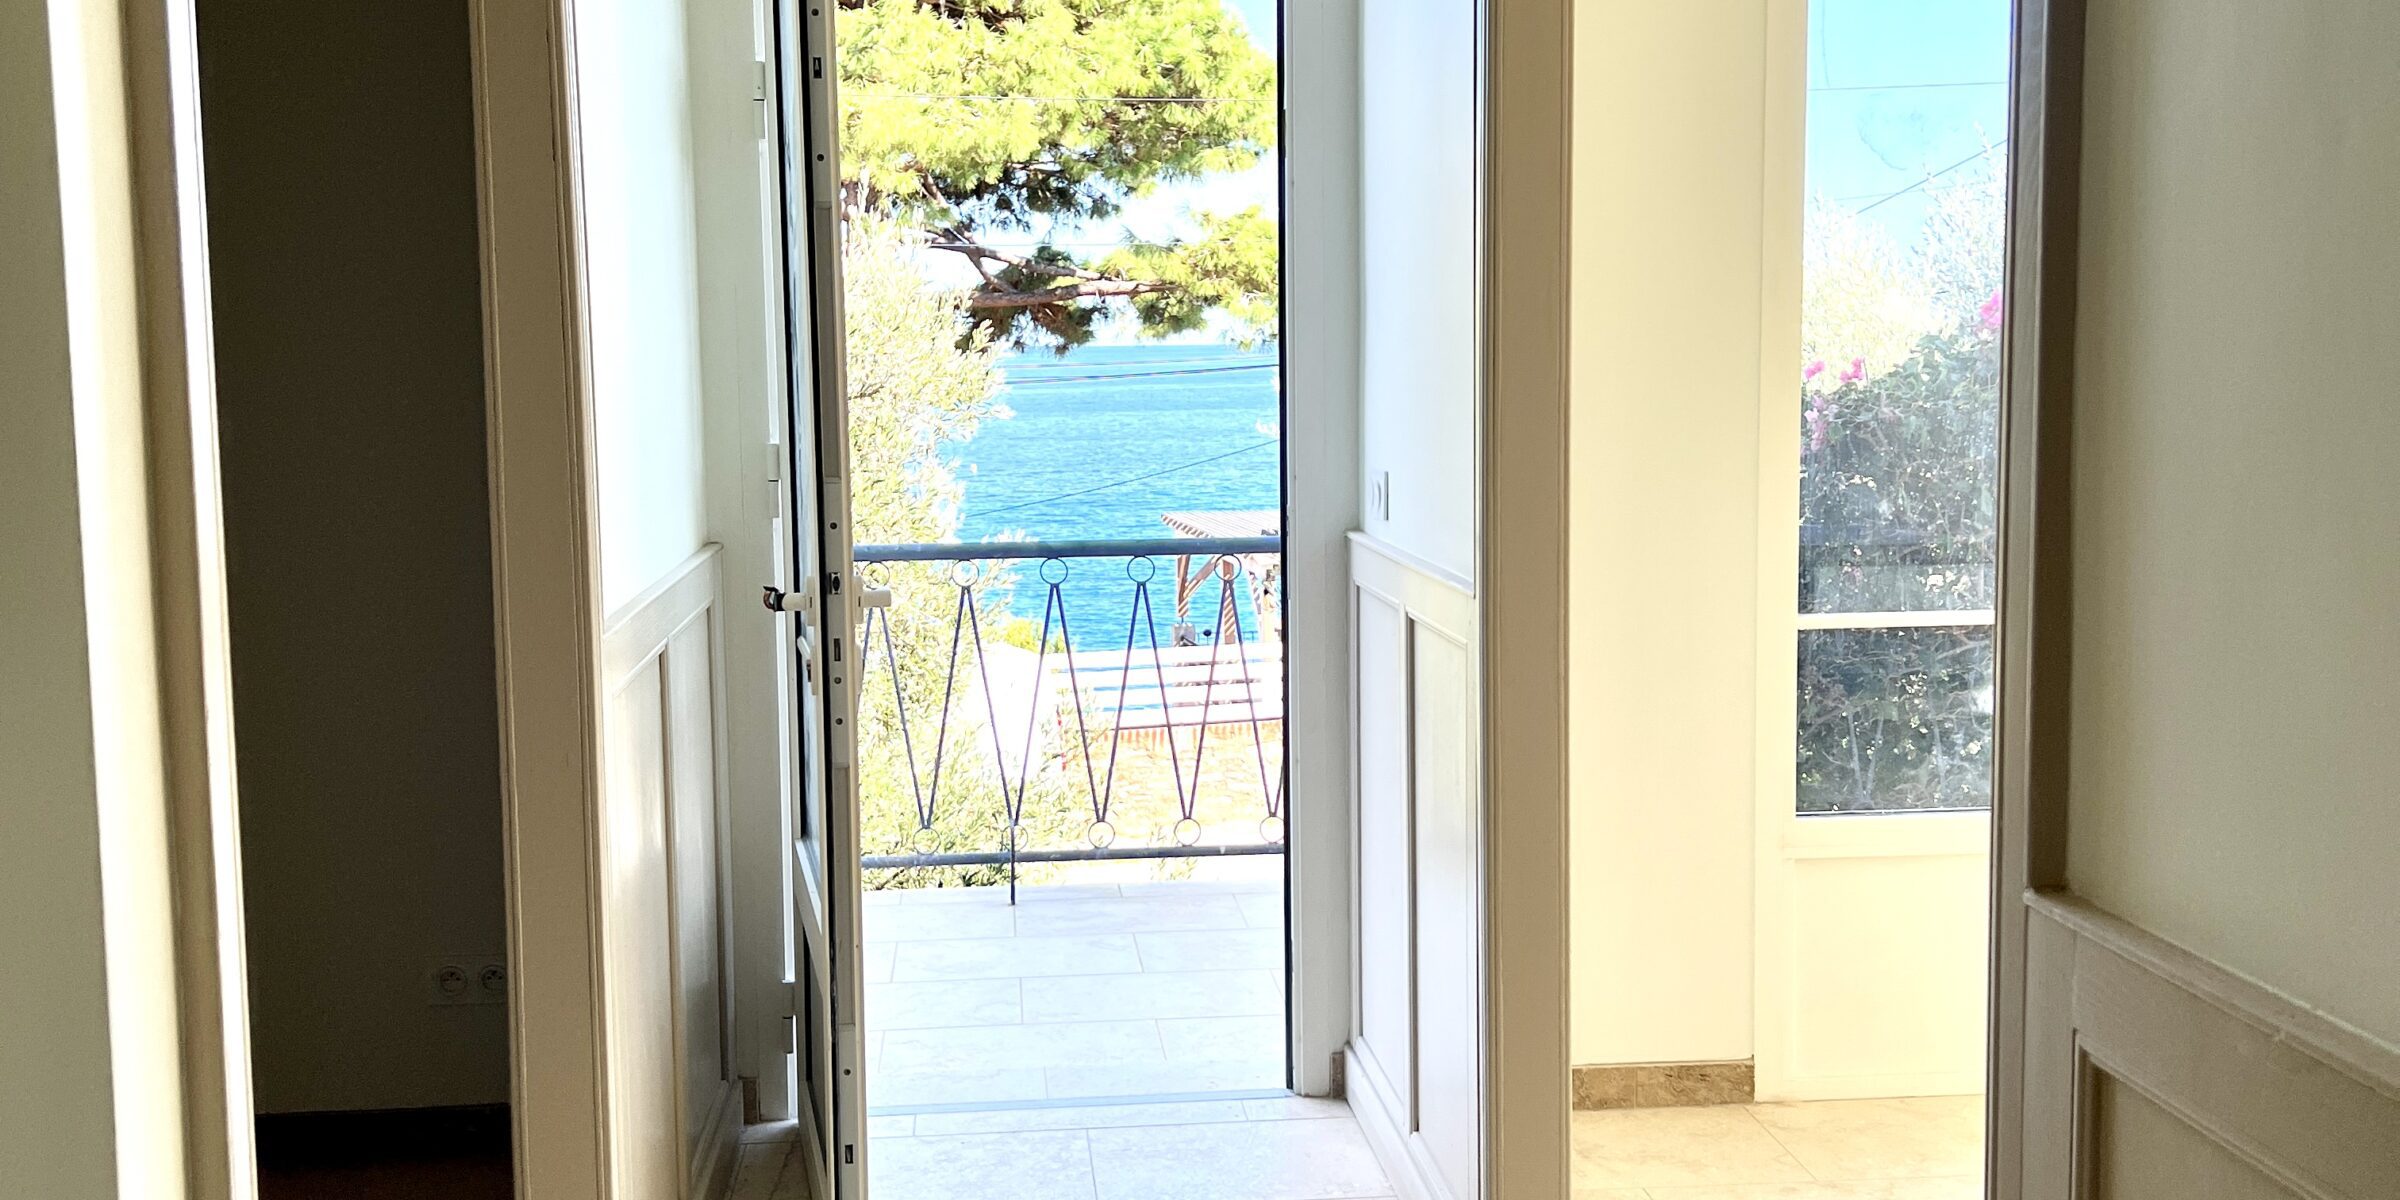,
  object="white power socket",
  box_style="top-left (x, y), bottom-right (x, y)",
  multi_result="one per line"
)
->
top-left (426, 956), bottom-right (508, 1006)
